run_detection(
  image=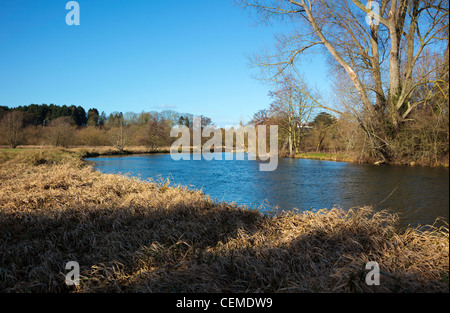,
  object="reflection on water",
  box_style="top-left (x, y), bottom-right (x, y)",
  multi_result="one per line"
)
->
top-left (87, 153), bottom-right (449, 227)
